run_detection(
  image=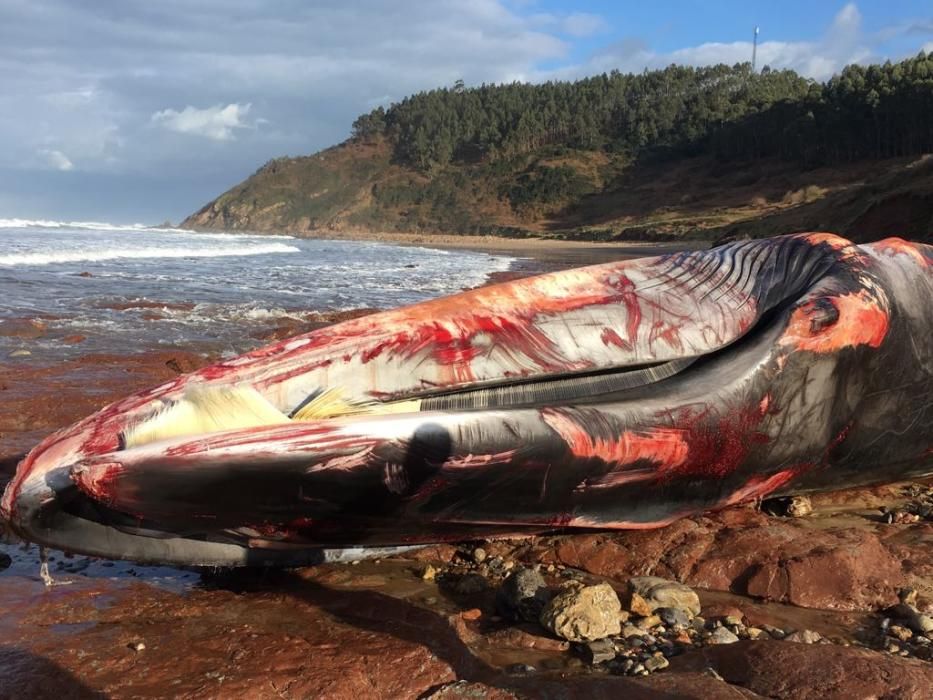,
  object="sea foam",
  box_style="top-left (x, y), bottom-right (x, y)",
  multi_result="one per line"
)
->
top-left (0, 243), bottom-right (300, 266)
top-left (0, 218), bottom-right (294, 239)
